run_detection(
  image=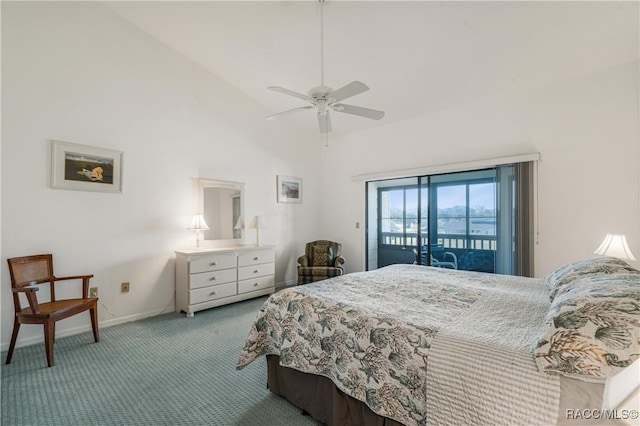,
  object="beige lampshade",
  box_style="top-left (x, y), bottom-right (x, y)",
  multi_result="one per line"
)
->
top-left (248, 216), bottom-right (265, 229)
top-left (248, 216), bottom-right (264, 246)
top-left (594, 234), bottom-right (636, 261)
top-left (187, 214), bottom-right (209, 231)
top-left (234, 216), bottom-right (244, 230)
